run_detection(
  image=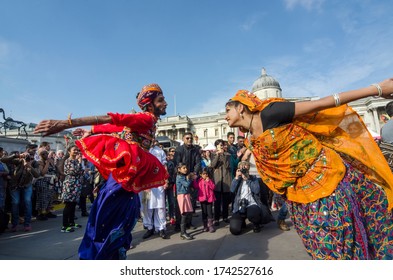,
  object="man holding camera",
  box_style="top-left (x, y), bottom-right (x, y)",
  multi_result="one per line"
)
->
top-left (0, 144), bottom-right (40, 232)
top-left (229, 161), bottom-right (263, 235)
